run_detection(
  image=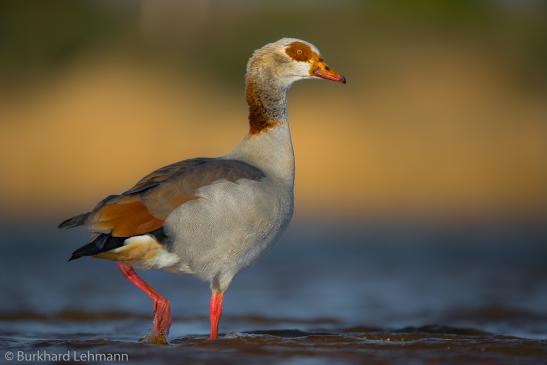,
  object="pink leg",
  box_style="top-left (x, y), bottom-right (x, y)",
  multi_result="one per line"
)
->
top-left (209, 290), bottom-right (224, 341)
top-left (117, 262), bottom-right (171, 344)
